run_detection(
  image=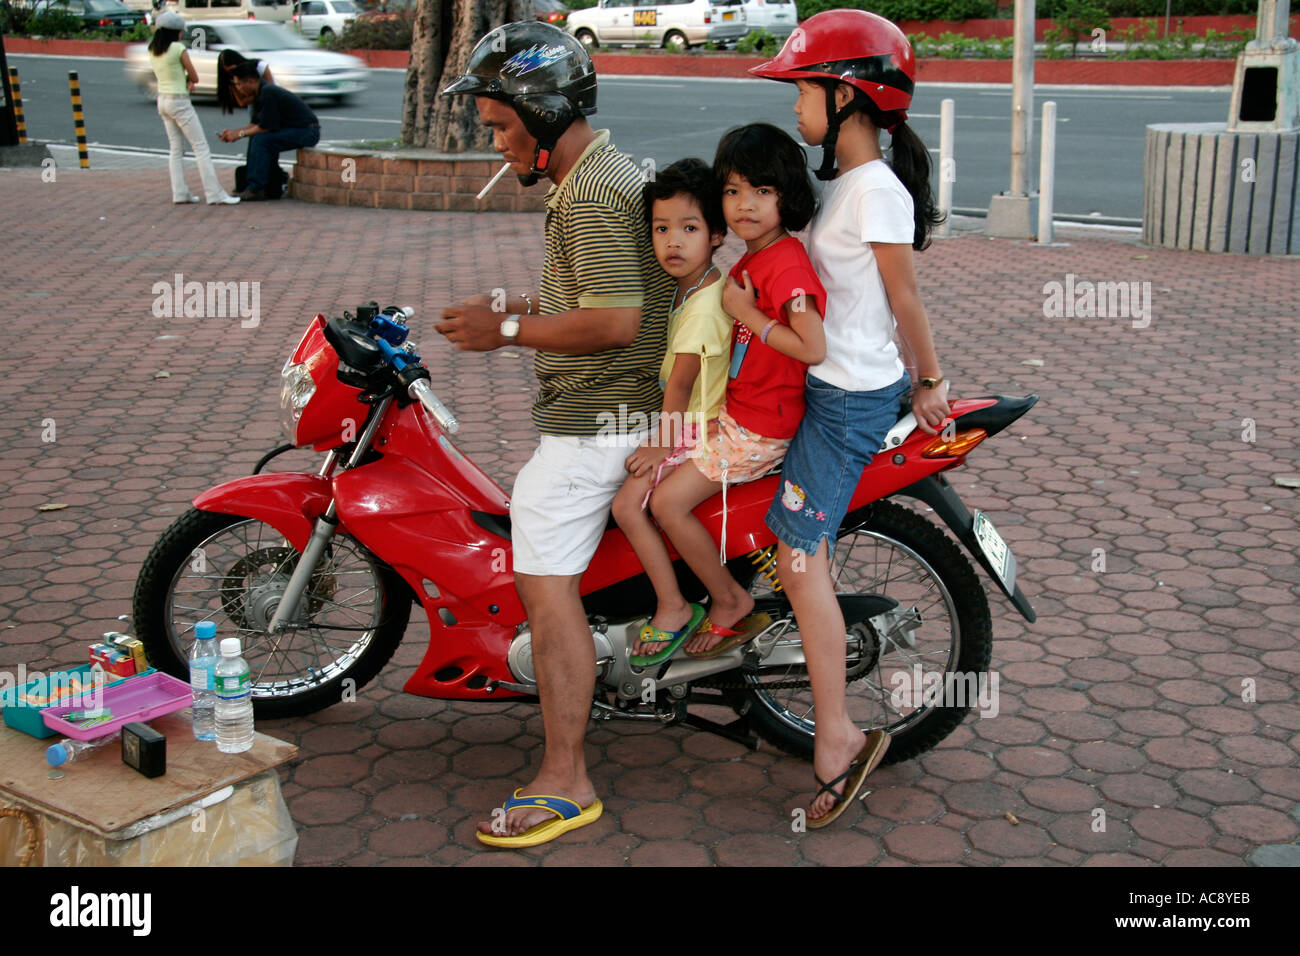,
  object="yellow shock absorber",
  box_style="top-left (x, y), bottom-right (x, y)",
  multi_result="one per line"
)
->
top-left (748, 545), bottom-right (782, 593)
